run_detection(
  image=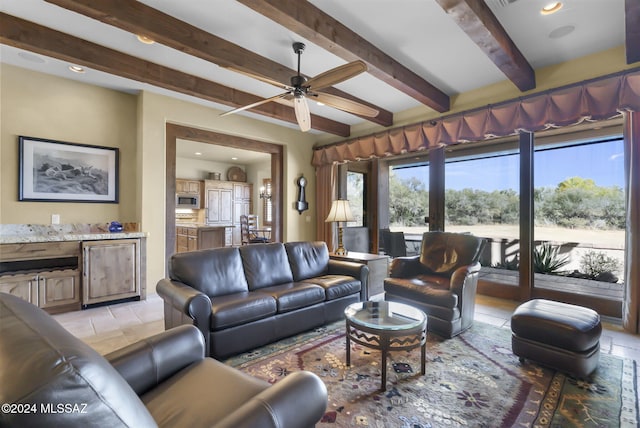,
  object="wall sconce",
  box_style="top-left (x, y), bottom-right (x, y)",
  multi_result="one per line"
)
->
top-left (259, 186), bottom-right (271, 200)
top-left (324, 199), bottom-right (354, 255)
